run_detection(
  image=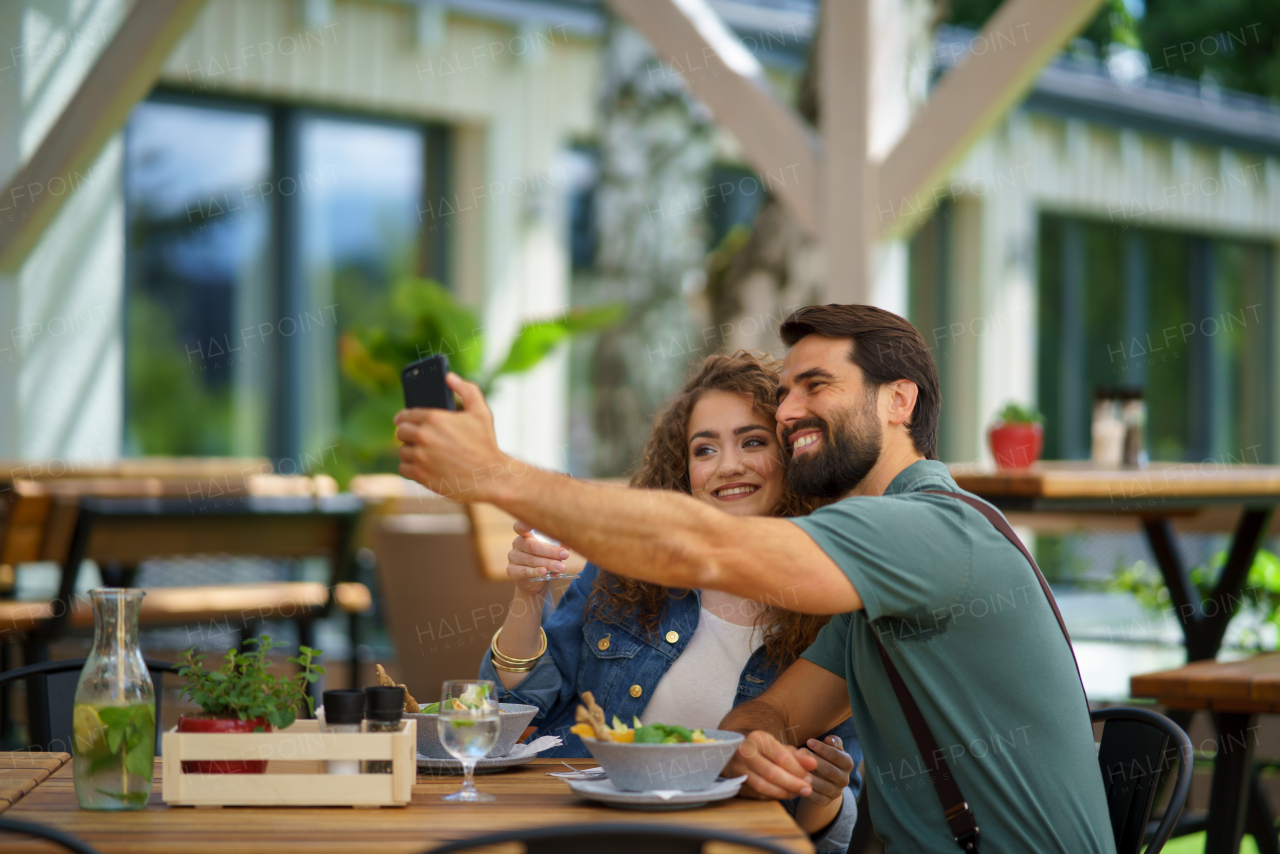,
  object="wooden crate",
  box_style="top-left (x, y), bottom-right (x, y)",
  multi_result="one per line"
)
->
top-left (161, 718), bottom-right (416, 807)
